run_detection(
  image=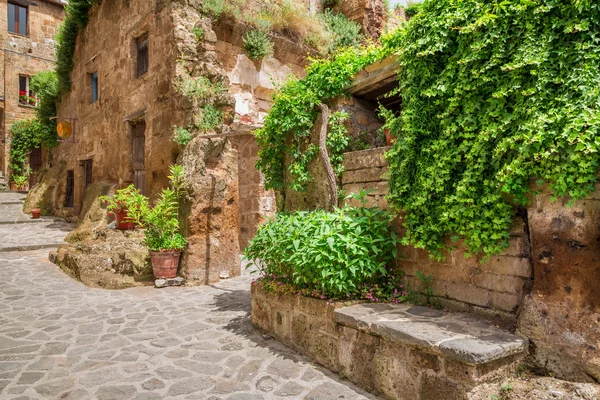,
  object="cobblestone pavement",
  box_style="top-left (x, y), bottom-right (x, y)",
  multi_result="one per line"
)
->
top-left (0, 196), bottom-right (72, 251)
top-left (0, 192), bottom-right (376, 399)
